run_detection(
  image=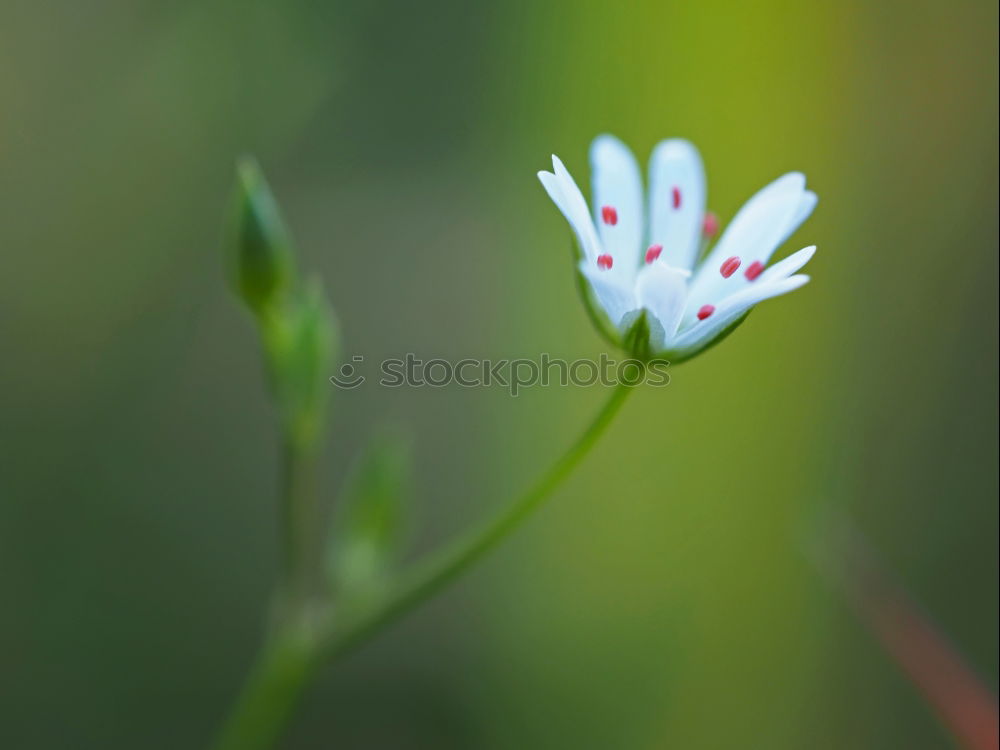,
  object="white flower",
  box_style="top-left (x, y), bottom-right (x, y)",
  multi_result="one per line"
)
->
top-left (538, 134), bottom-right (817, 362)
